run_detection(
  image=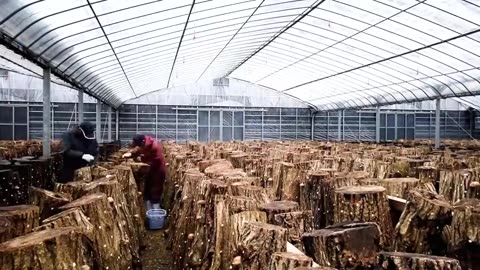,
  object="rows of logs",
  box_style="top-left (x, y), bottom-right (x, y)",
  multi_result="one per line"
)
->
top-left (162, 140), bottom-right (480, 269)
top-left (0, 149), bottom-right (149, 270)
